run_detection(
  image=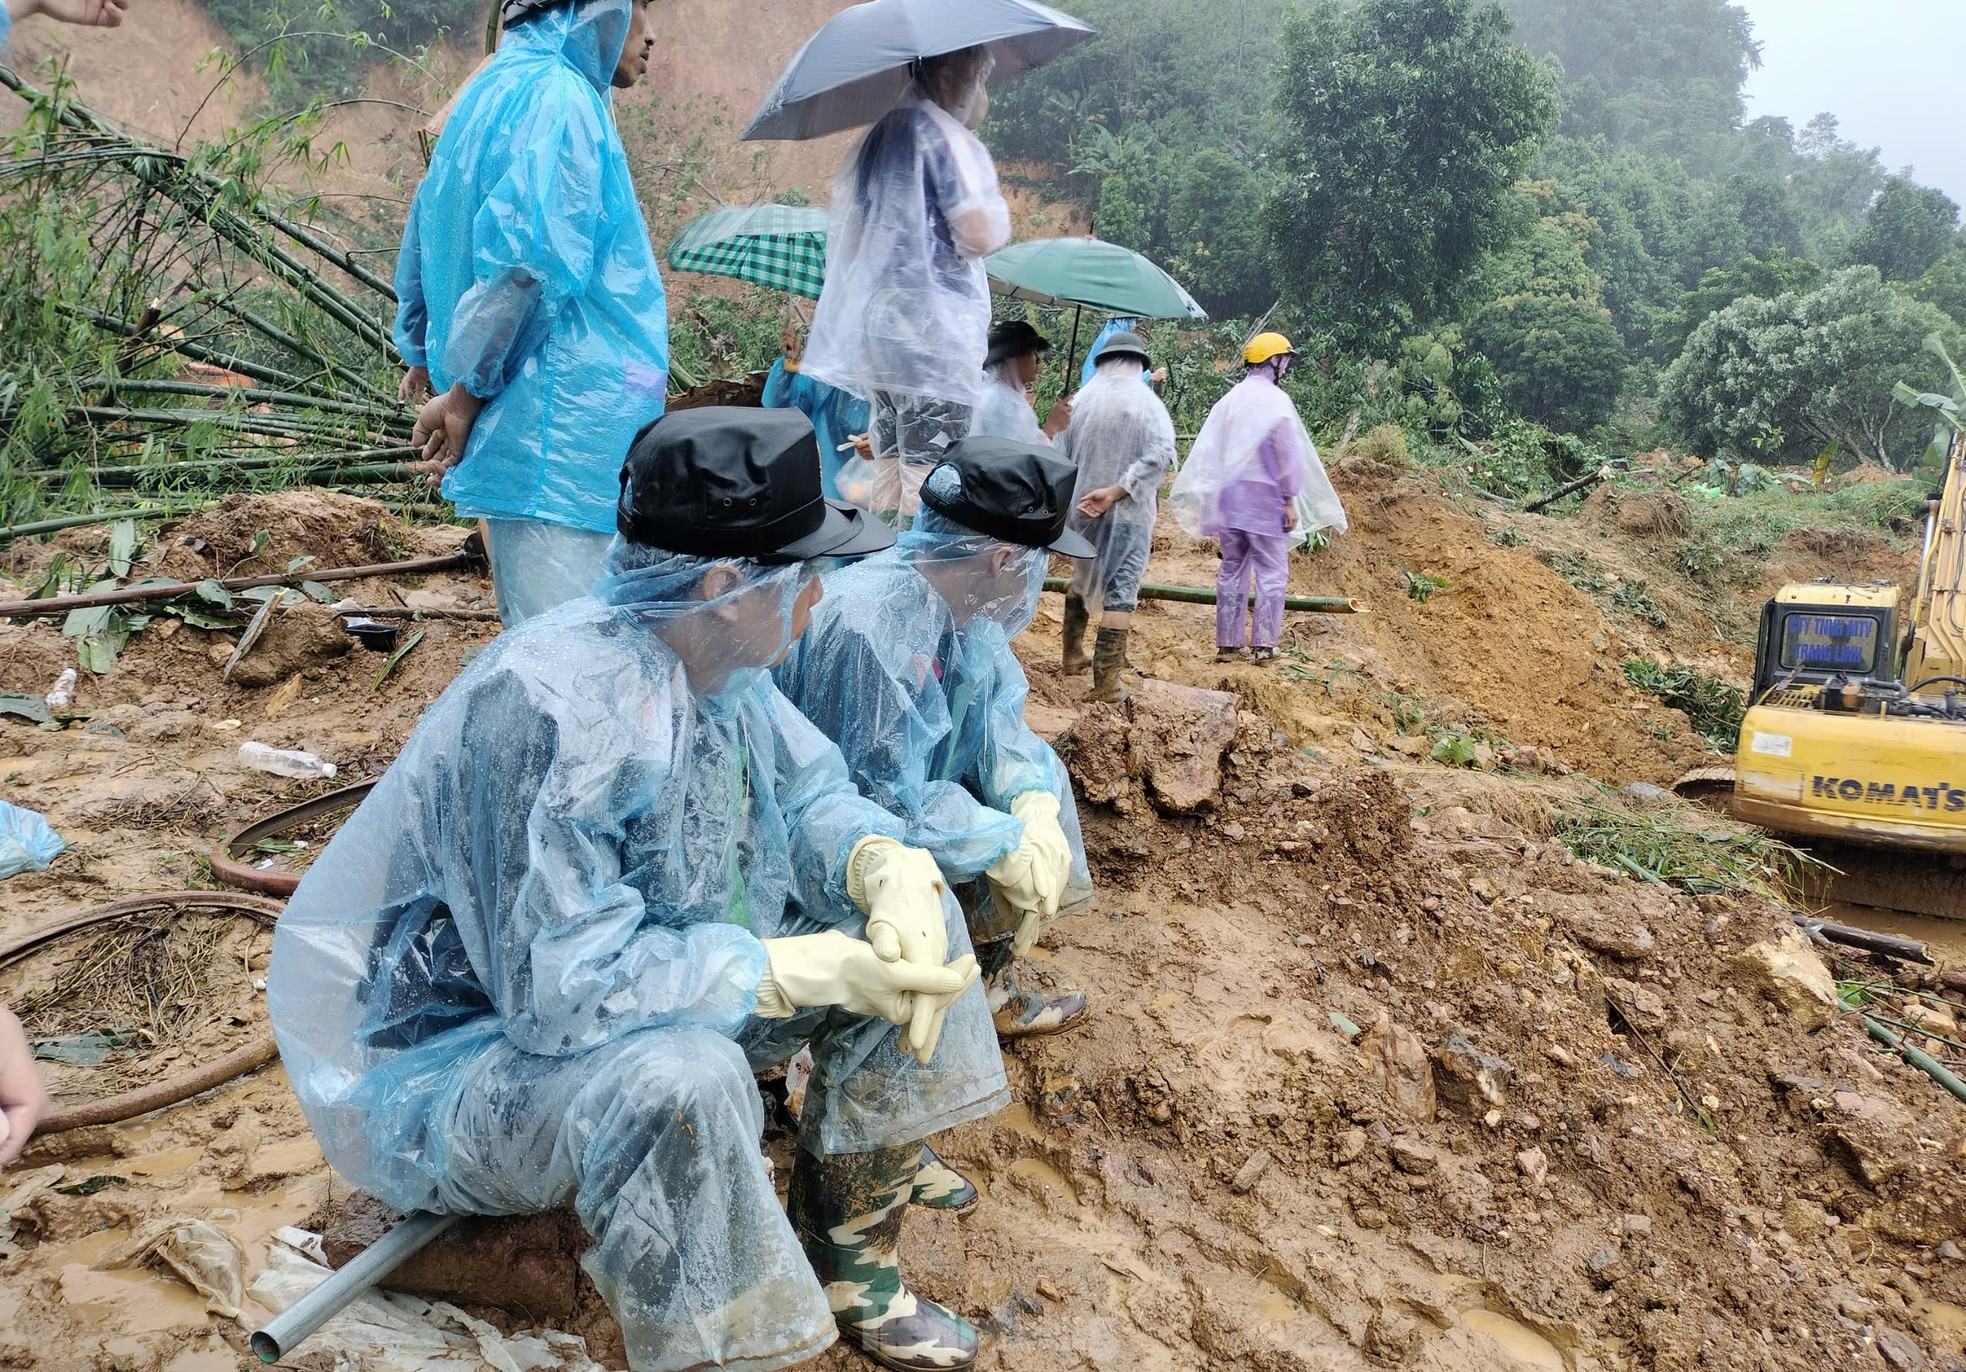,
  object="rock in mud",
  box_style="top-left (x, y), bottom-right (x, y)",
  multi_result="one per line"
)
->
top-left (1431, 1033), bottom-right (1511, 1114)
top-left (1389, 1138), bottom-right (1440, 1176)
top-left (1825, 1090), bottom-right (1919, 1187)
top-left (1335, 1128), bottom-right (1369, 1165)
top-left (228, 601), bottom-right (351, 689)
top-left (1872, 1324), bottom-right (1928, 1370)
top-left (1516, 1147), bottom-right (1549, 1186)
top-left (1229, 1150), bottom-right (1272, 1194)
top-left (1733, 931), bottom-right (1839, 1030)
top-left (1362, 1019), bottom-right (1437, 1122)
top-left (1060, 679), bottom-right (1240, 815)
